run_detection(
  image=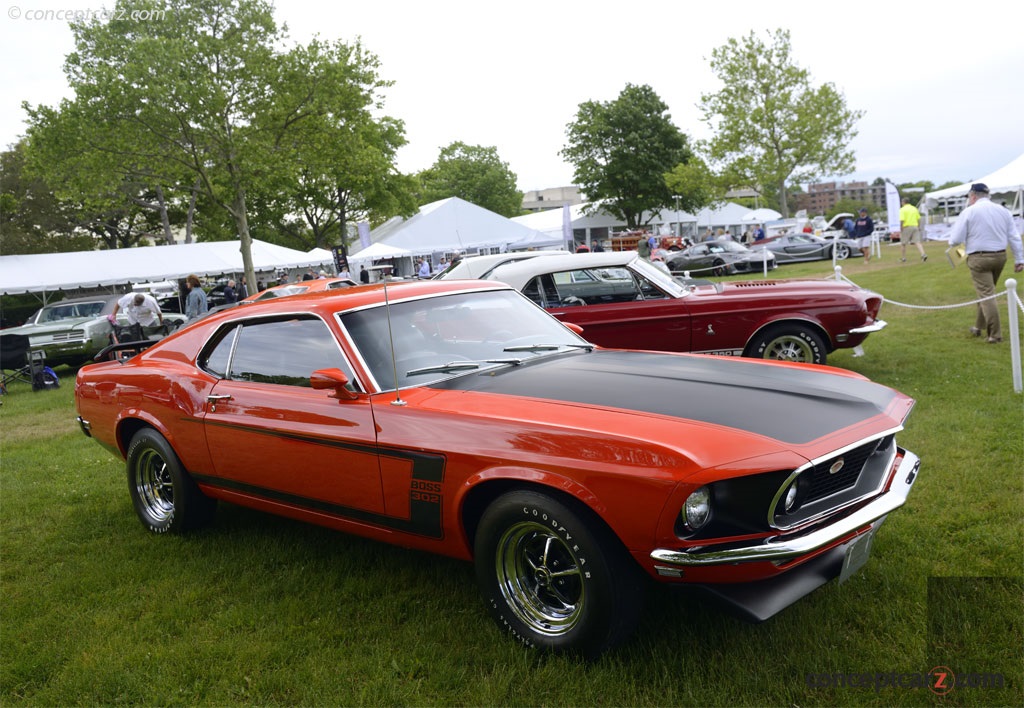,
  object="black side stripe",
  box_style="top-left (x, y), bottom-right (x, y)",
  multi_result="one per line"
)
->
top-left (191, 420), bottom-right (445, 539)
